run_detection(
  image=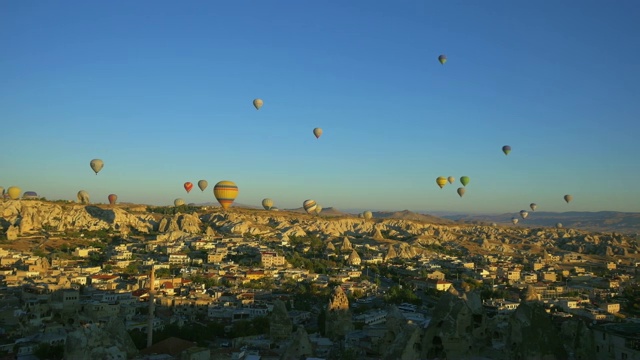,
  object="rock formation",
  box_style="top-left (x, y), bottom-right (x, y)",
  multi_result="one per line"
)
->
top-left (280, 326), bottom-right (313, 360)
top-left (270, 300), bottom-right (293, 341)
top-left (325, 286), bottom-right (353, 340)
top-left (347, 249), bottom-right (361, 266)
top-left (65, 318), bottom-right (138, 359)
top-left (504, 302), bottom-right (567, 360)
top-left (341, 236), bottom-right (353, 251)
